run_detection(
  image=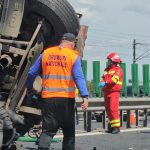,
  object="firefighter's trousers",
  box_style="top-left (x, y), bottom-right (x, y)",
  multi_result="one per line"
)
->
top-left (104, 92), bottom-right (120, 128)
